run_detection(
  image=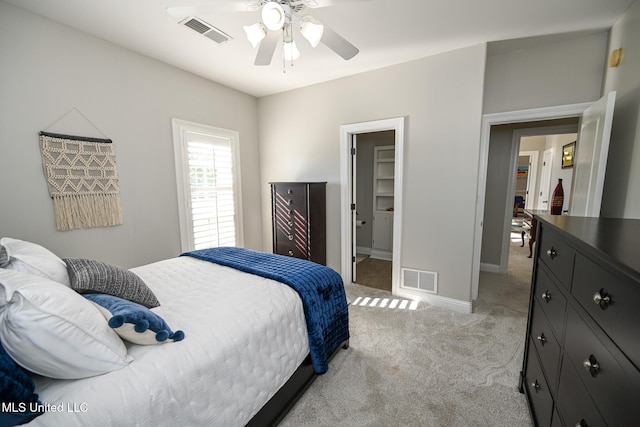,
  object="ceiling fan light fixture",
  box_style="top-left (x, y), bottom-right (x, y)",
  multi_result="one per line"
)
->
top-left (262, 2), bottom-right (286, 31)
top-left (243, 23), bottom-right (266, 48)
top-left (283, 41), bottom-right (300, 62)
top-left (299, 16), bottom-right (324, 48)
